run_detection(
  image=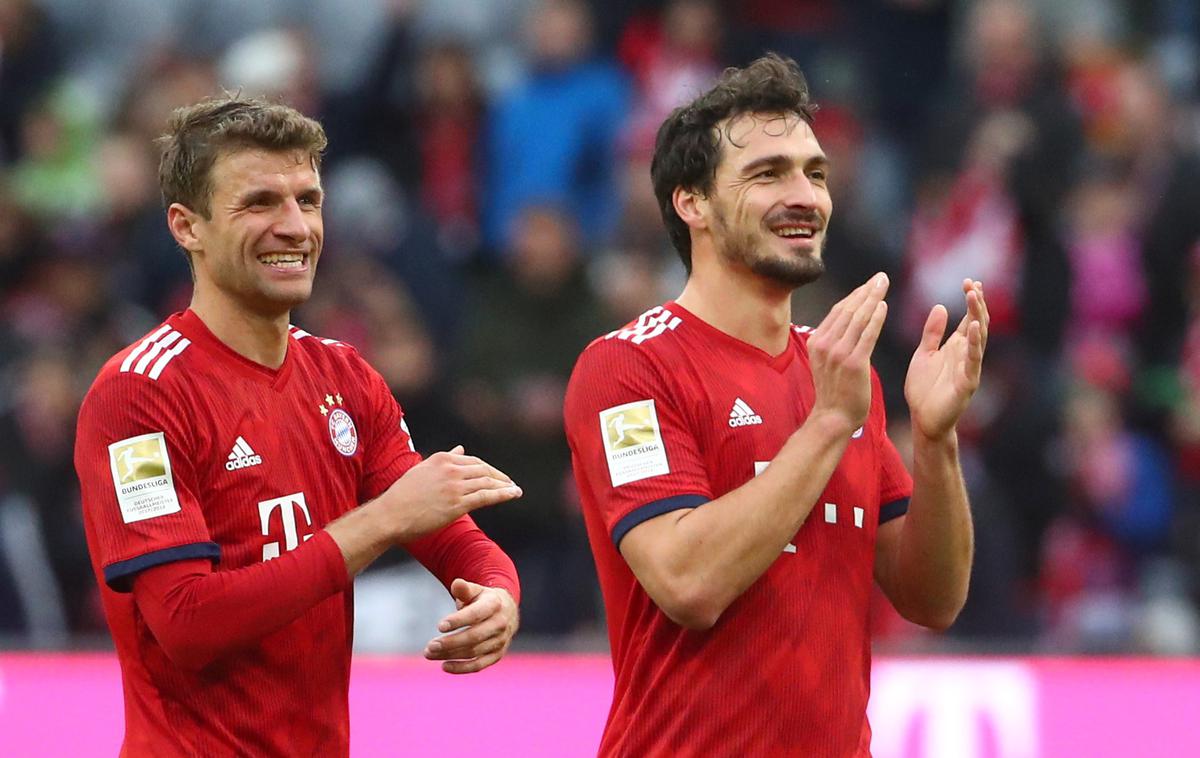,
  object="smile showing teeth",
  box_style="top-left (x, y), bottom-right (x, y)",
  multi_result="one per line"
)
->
top-left (259, 253), bottom-right (306, 268)
top-left (773, 226), bottom-right (815, 238)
